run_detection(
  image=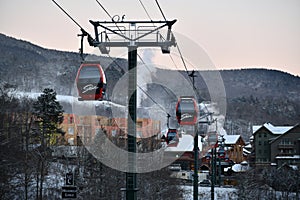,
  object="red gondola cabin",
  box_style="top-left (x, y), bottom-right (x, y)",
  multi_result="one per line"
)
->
top-left (166, 129), bottom-right (179, 146)
top-left (176, 96), bottom-right (198, 125)
top-left (76, 62), bottom-right (106, 101)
